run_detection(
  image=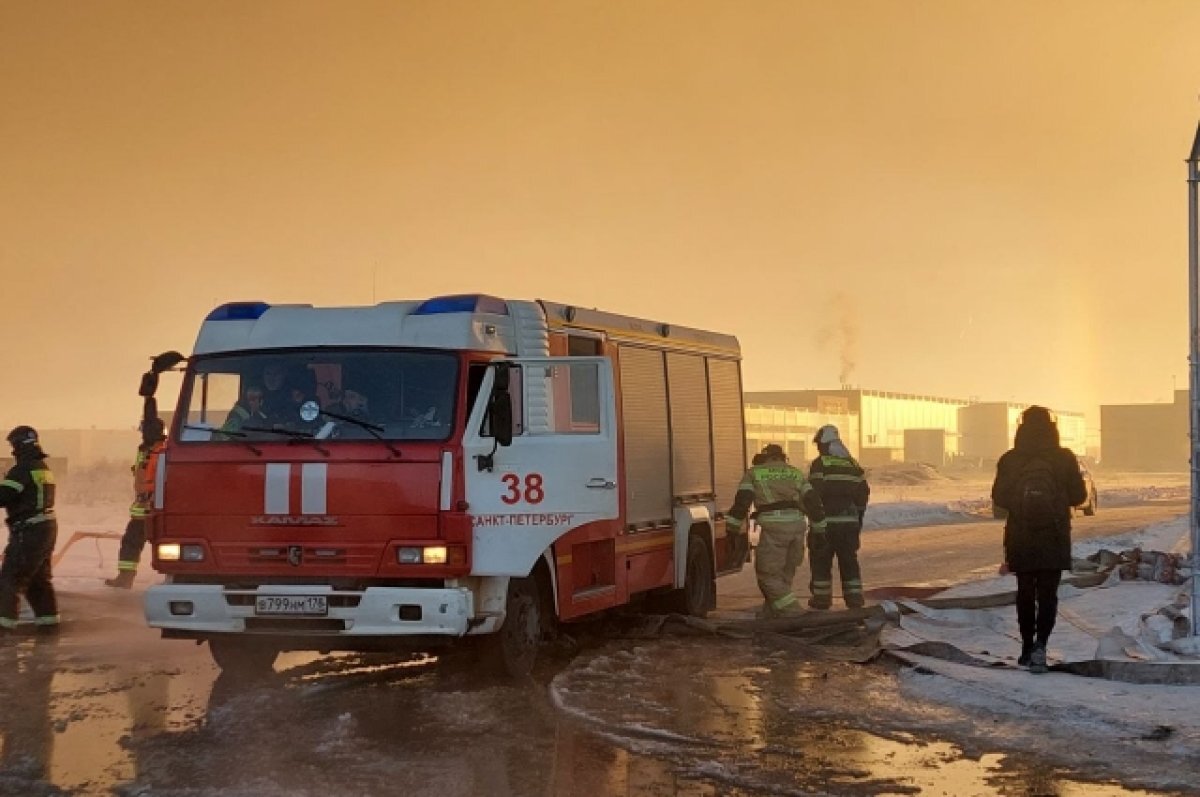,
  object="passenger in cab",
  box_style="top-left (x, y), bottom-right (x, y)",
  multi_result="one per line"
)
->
top-left (326, 384), bottom-right (370, 421)
top-left (259, 362), bottom-right (292, 420)
top-left (218, 385), bottom-right (266, 437)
